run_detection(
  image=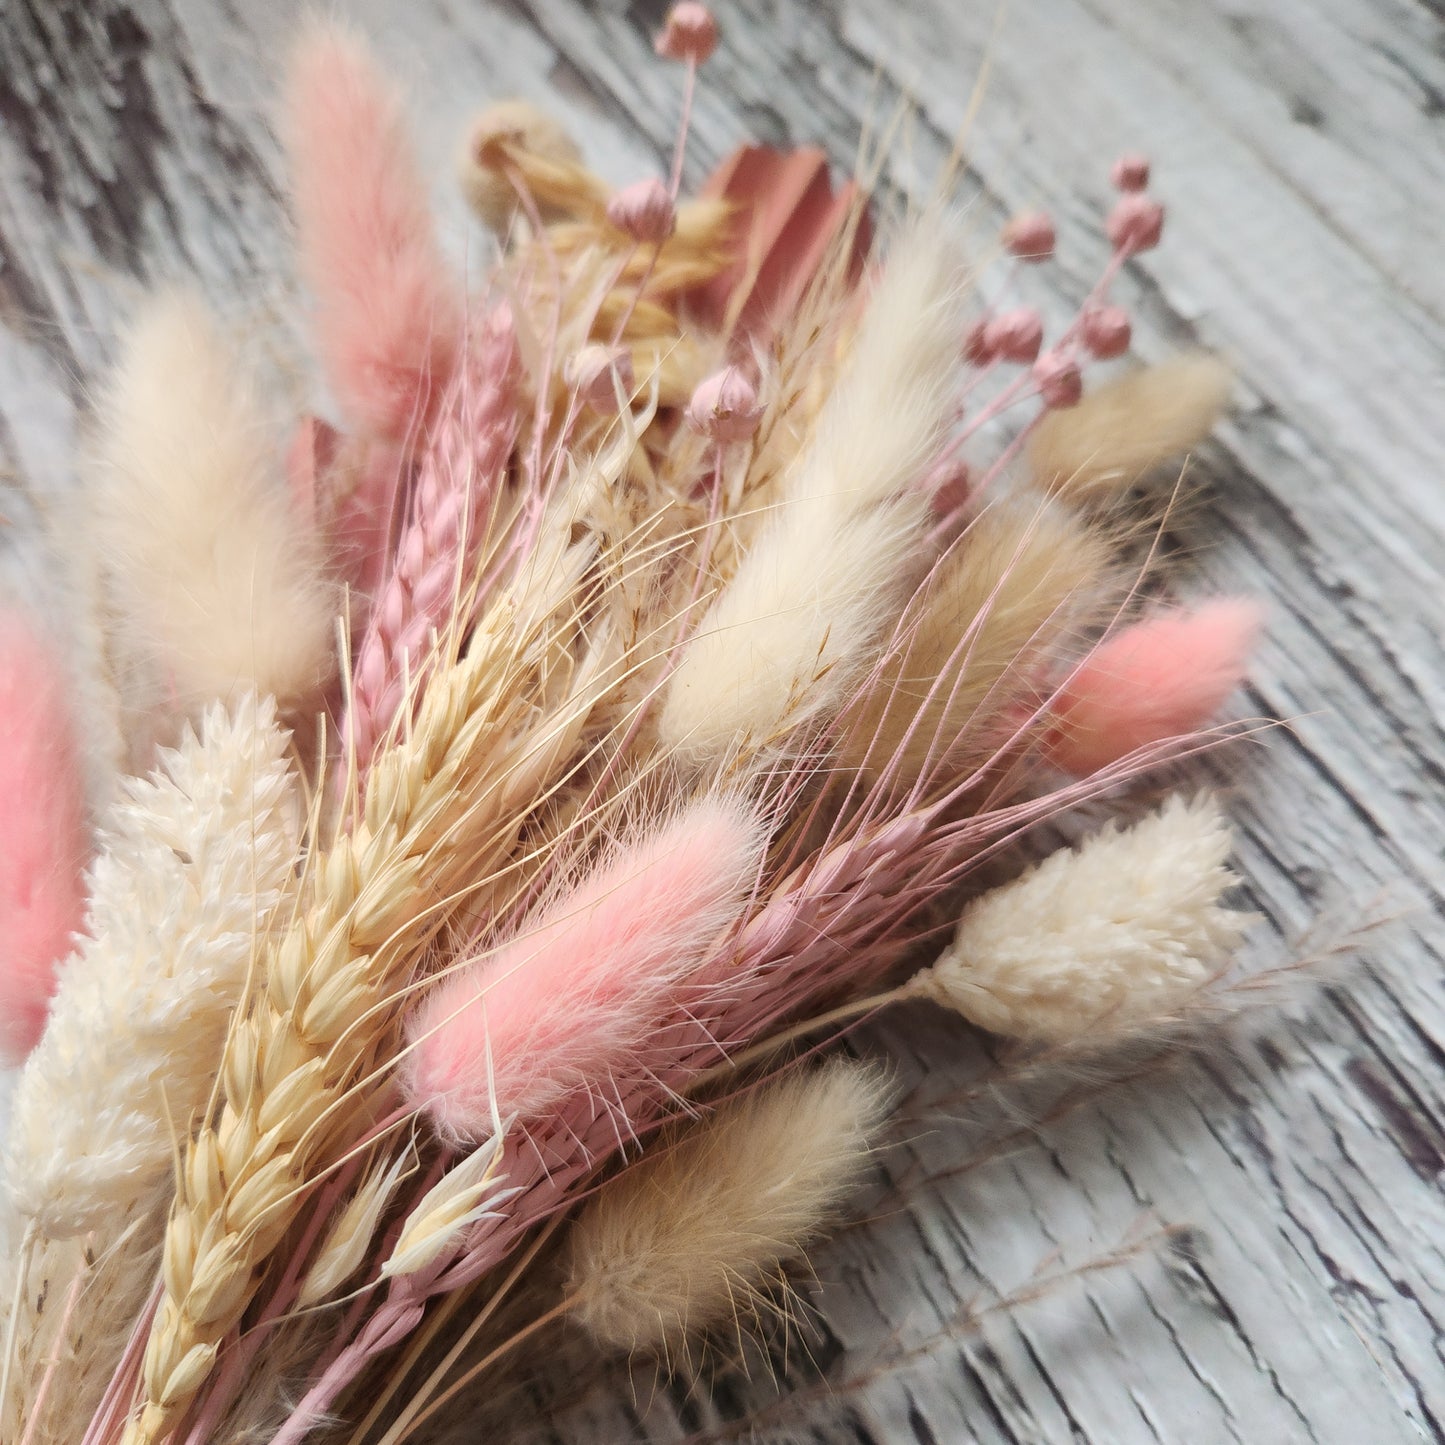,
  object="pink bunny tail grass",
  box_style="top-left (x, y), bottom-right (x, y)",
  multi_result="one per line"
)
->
top-left (286, 20), bottom-right (463, 443)
top-left (0, 608), bottom-right (88, 1064)
top-left (1044, 598), bottom-right (1264, 776)
top-left (405, 797), bottom-right (767, 1139)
